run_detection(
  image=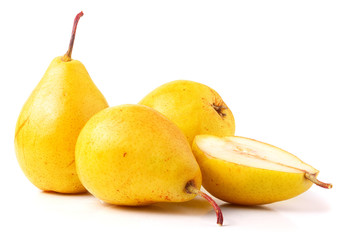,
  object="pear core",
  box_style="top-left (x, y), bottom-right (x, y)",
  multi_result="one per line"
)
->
top-left (195, 135), bottom-right (318, 174)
